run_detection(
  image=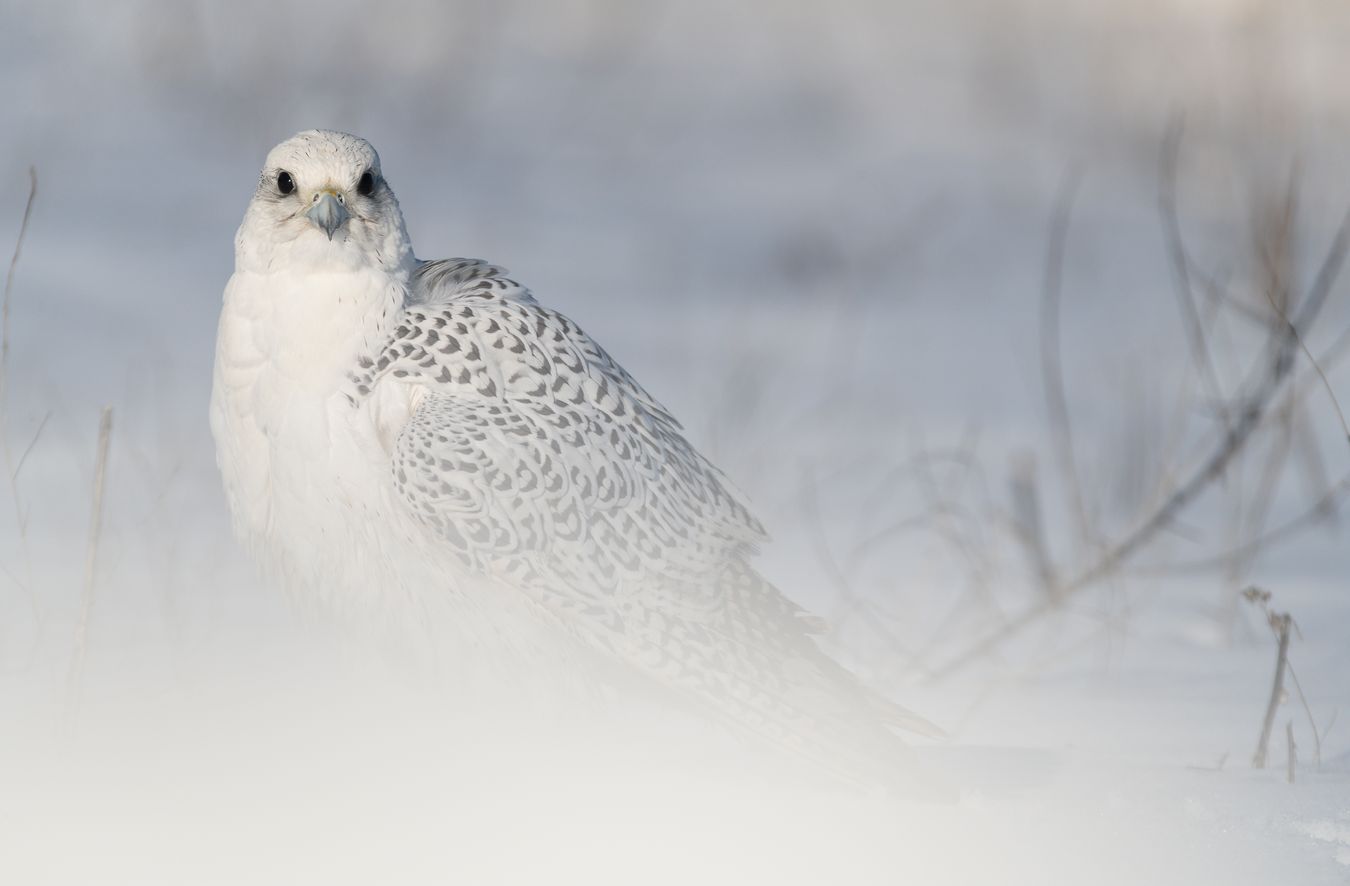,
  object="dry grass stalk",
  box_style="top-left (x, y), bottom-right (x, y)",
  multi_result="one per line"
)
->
top-left (1, 168), bottom-right (40, 625)
top-left (1009, 458), bottom-right (1058, 602)
top-left (1243, 586), bottom-right (1326, 772)
top-left (1160, 117), bottom-right (1230, 430)
top-left (1282, 651), bottom-right (1322, 770)
top-left (1246, 586), bottom-right (1292, 769)
top-left (1253, 611), bottom-right (1292, 768)
top-left (1040, 170), bottom-right (1094, 556)
top-left (65, 407), bottom-right (114, 721)
top-left (1285, 720), bottom-right (1296, 784)
top-left (0, 167), bottom-right (37, 412)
